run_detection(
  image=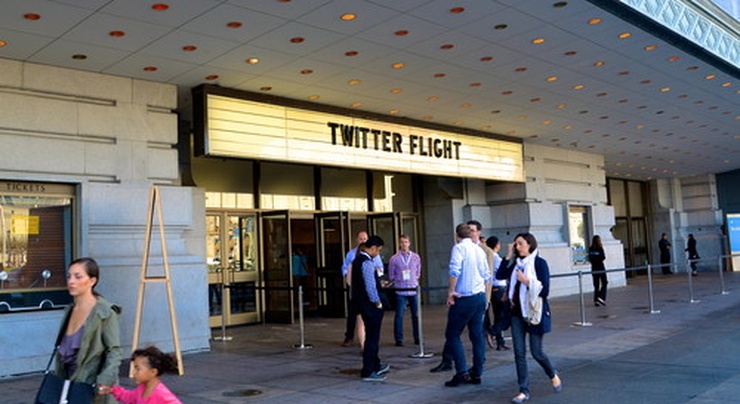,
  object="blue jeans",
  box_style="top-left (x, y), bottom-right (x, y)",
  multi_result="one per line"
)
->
top-left (444, 293), bottom-right (487, 376)
top-left (510, 315), bottom-right (557, 394)
top-left (394, 294), bottom-right (419, 343)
